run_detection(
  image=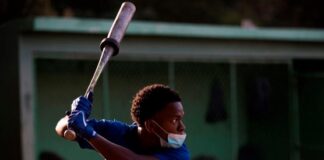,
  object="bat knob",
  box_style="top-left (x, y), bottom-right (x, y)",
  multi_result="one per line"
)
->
top-left (64, 129), bottom-right (76, 141)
